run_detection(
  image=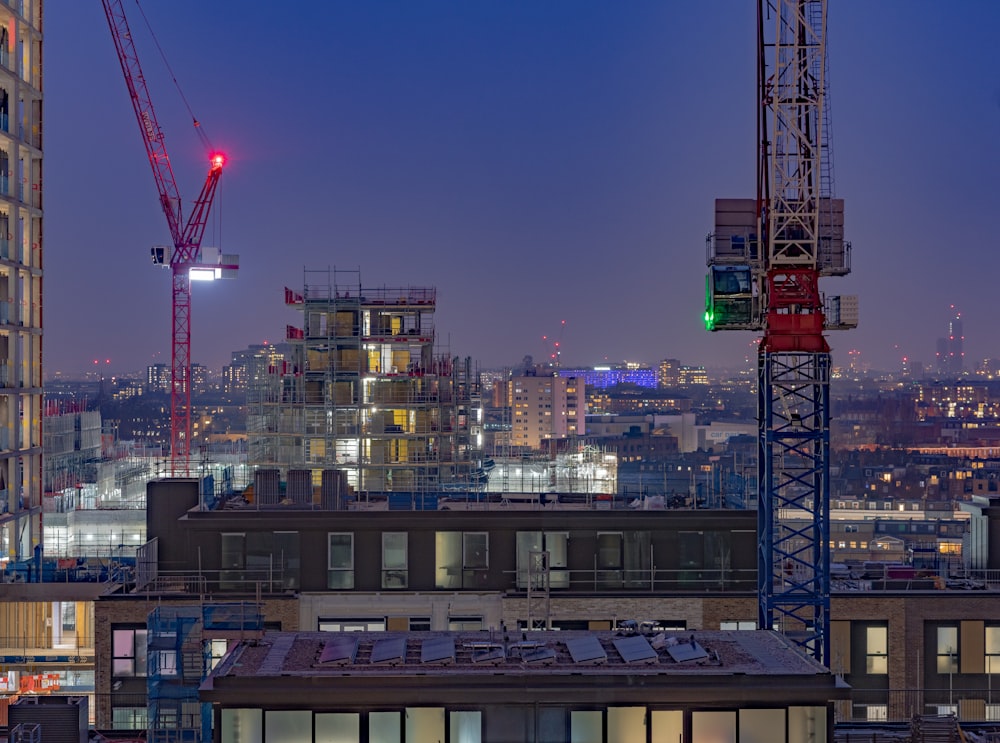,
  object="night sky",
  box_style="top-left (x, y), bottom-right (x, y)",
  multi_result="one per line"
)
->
top-left (42, 2), bottom-right (1000, 377)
